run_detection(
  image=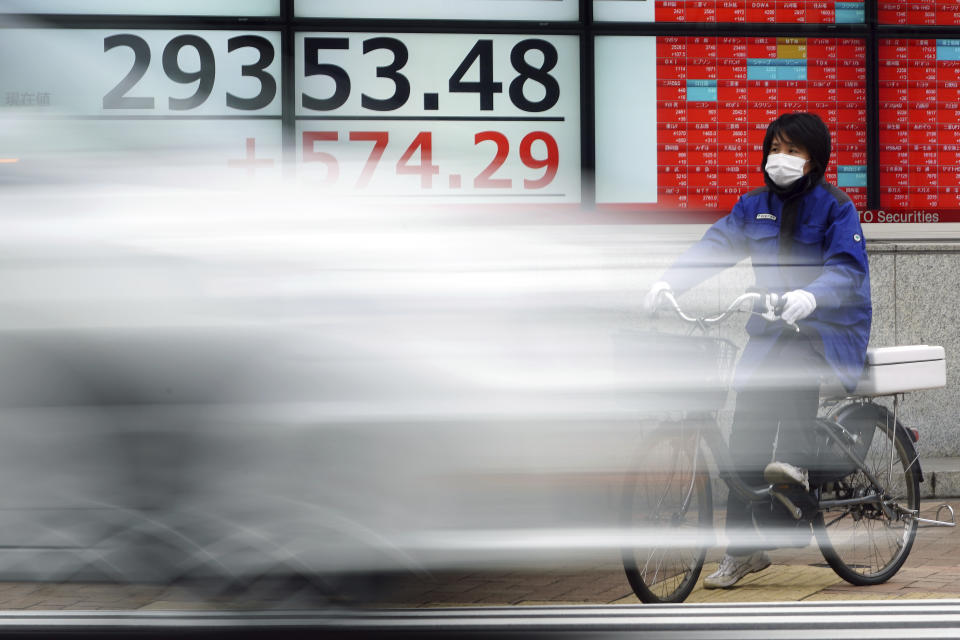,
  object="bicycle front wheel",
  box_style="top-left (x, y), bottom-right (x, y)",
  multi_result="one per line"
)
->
top-left (813, 413), bottom-right (920, 585)
top-left (621, 422), bottom-right (713, 603)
